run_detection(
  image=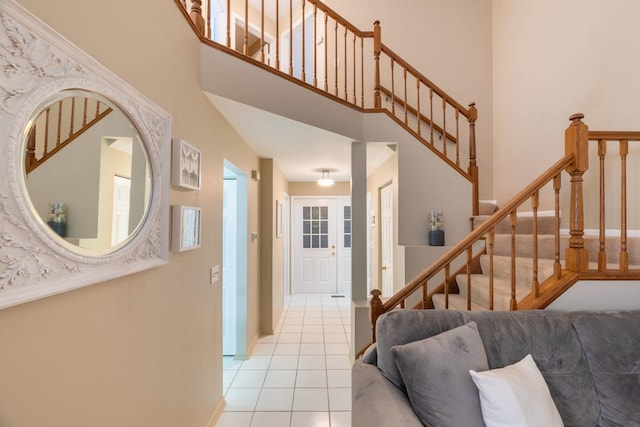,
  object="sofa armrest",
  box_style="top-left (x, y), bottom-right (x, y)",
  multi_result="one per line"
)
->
top-left (352, 360), bottom-right (422, 427)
